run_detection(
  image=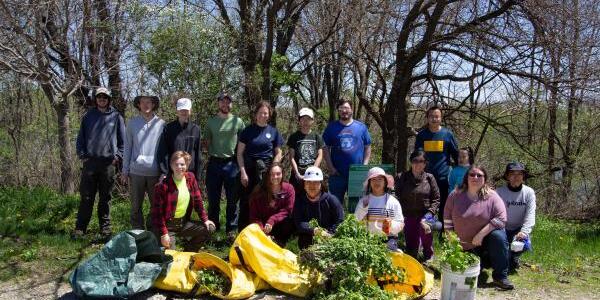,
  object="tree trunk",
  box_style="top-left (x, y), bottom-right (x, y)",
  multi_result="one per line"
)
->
top-left (54, 98), bottom-right (75, 194)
